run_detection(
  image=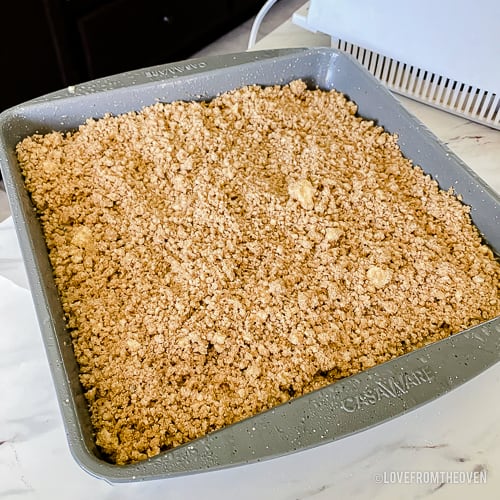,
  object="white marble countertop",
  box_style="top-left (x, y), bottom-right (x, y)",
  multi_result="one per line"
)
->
top-left (1, 11), bottom-right (499, 500)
